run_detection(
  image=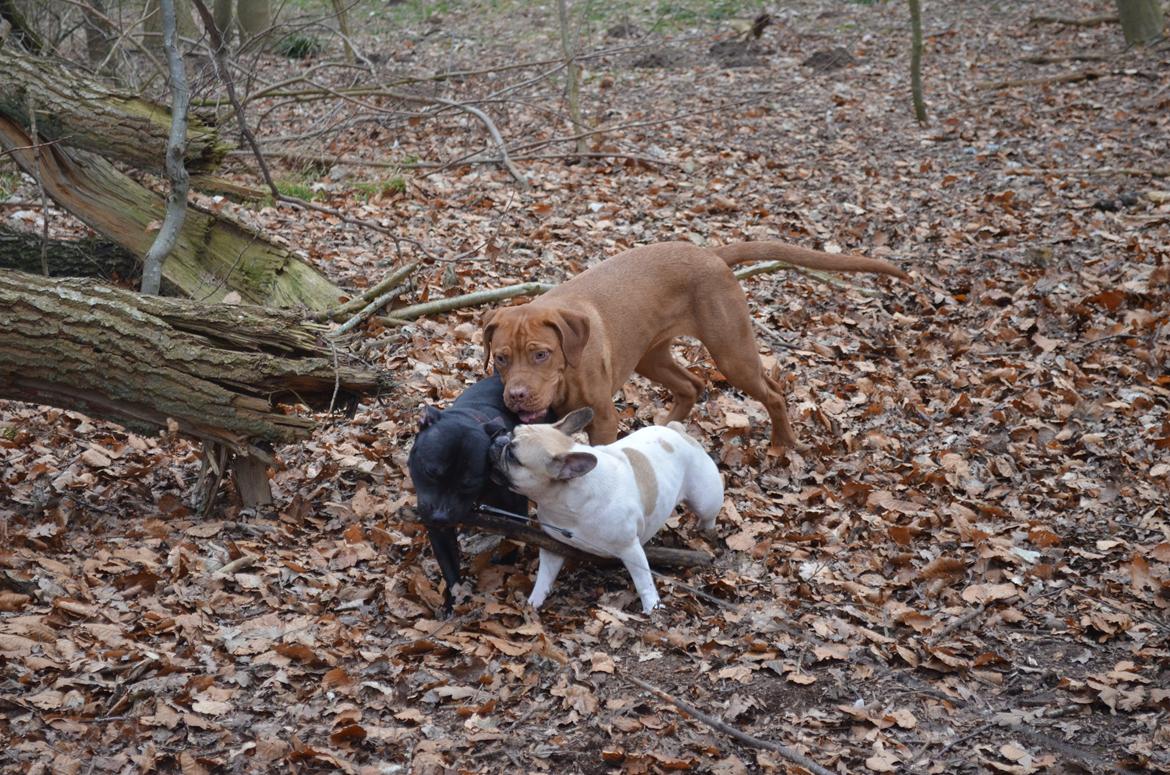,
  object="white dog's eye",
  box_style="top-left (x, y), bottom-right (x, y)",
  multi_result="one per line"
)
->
top-left (505, 444), bottom-right (518, 463)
